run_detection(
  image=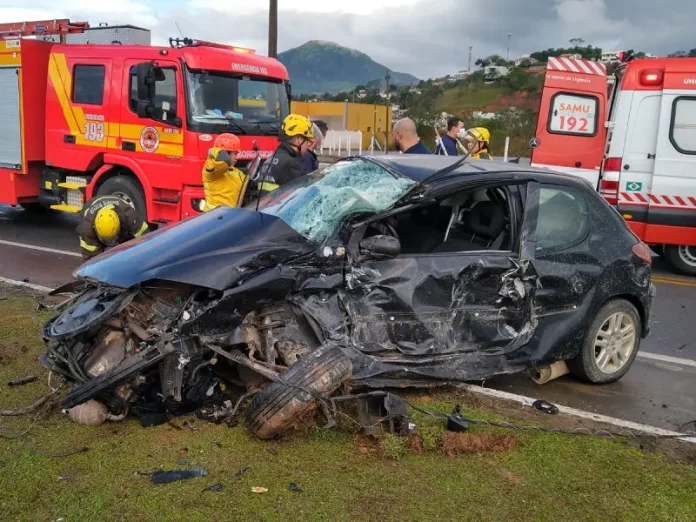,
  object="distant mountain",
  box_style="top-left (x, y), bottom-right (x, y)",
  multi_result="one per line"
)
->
top-left (278, 40), bottom-right (419, 95)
